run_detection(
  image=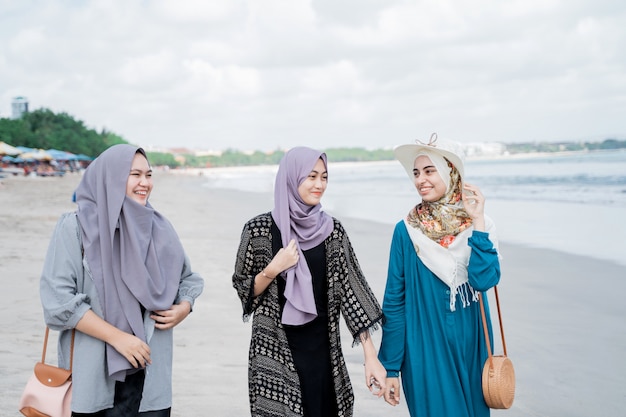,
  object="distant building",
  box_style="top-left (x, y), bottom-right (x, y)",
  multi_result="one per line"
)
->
top-left (11, 96), bottom-right (29, 119)
top-left (464, 142), bottom-right (506, 158)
